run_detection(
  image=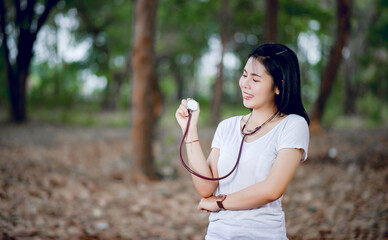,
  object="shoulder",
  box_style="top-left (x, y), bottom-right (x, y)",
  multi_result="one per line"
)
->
top-left (277, 114), bottom-right (310, 160)
top-left (278, 114), bottom-right (309, 135)
top-left (218, 116), bottom-right (241, 127)
top-left (283, 114), bottom-right (308, 127)
top-left (214, 116), bottom-right (241, 134)
top-left (279, 114), bottom-right (309, 138)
